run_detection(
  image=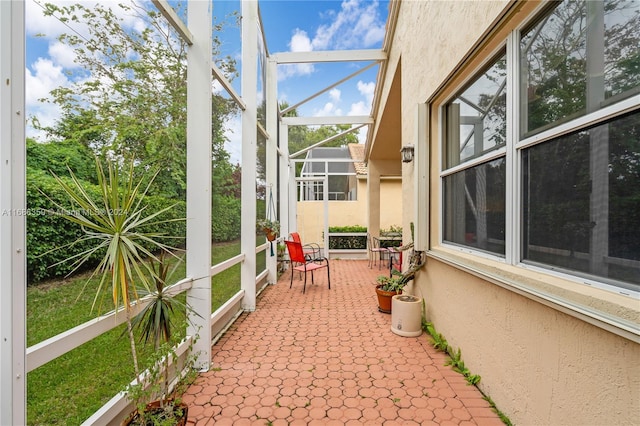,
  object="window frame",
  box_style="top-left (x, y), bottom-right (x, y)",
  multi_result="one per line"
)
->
top-left (437, 1), bottom-right (640, 296)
